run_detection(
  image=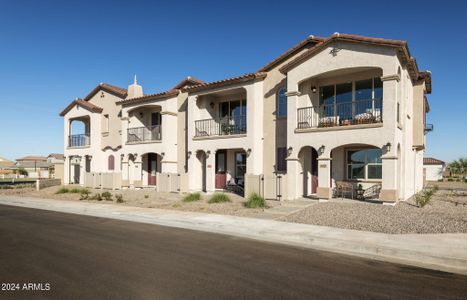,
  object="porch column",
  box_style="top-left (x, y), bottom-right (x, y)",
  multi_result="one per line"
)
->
top-left (79, 156), bottom-right (86, 186)
top-left (205, 151), bottom-right (216, 193)
top-left (133, 155), bottom-right (143, 188)
top-left (316, 157), bottom-right (332, 199)
top-left (380, 156), bottom-right (398, 202)
top-left (121, 154), bottom-right (129, 188)
top-left (286, 157), bottom-right (301, 200)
